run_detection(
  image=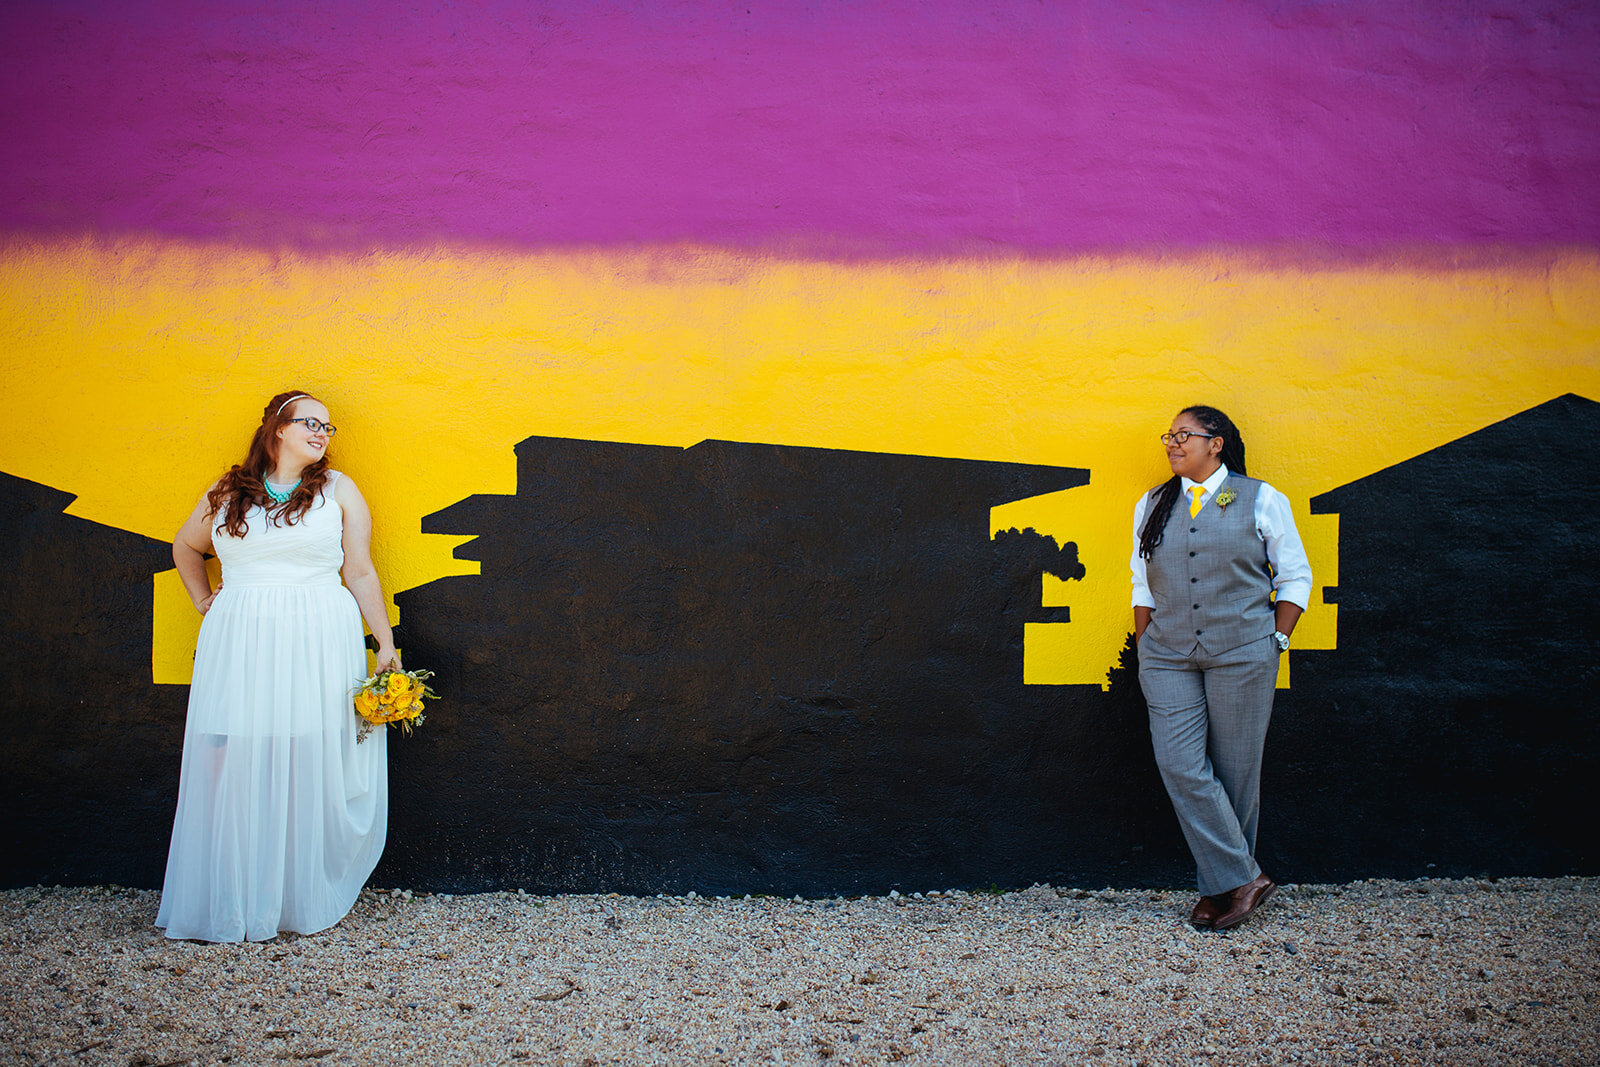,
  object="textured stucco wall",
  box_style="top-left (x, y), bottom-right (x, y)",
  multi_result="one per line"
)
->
top-left (1, 0), bottom-right (1596, 892)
